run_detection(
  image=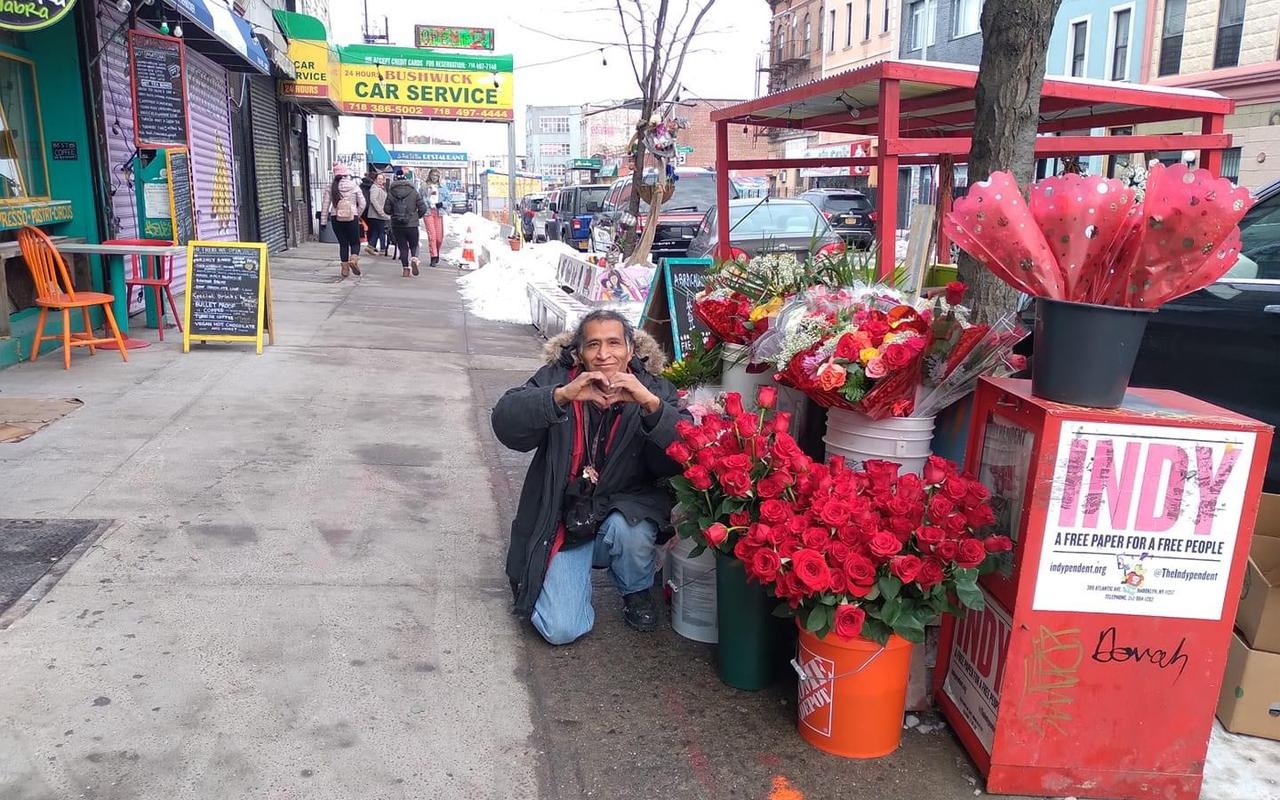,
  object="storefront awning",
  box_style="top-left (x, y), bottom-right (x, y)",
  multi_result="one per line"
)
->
top-left (273, 9), bottom-right (339, 109)
top-left (147, 0), bottom-right (272, 75)
top-left (366, 134), bottom-right (393, 166)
